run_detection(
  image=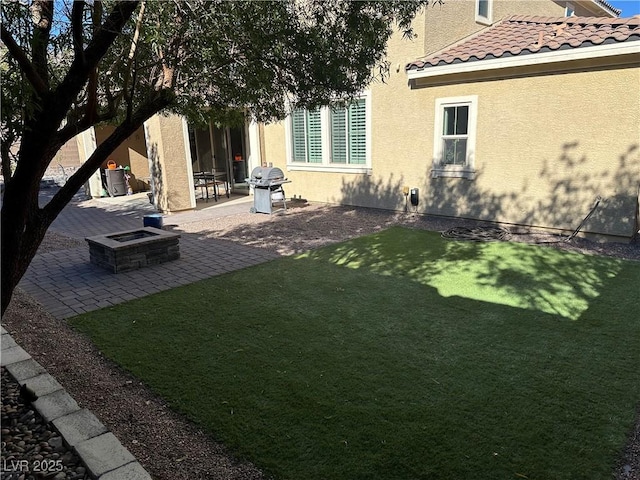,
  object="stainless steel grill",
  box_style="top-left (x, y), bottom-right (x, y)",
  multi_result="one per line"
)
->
top-left (247, 167), bottom-right (291, 214)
